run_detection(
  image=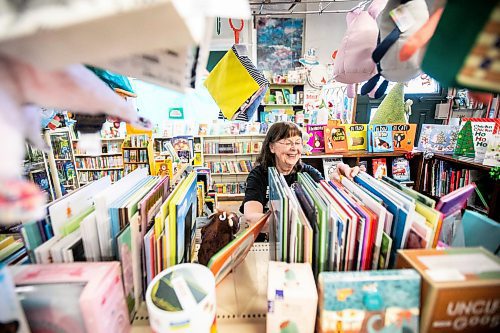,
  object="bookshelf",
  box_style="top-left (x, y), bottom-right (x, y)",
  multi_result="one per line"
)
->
top-left (122, 126), bottom-right (154, 175)
top-left (201, 134), bottom-right (264, 195)
top-left (259, 83), bottom-right (305, 122)
top-left (418, 153), bottom-right (499, 220)
top-left (44, 128), bottom-right (79, 198)
top-left (302, 151), bottom-right (424, 188)
top-left (24, 143), bottom-right (56, 202)
top-left (72, 137), bottom-right (125, 184)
